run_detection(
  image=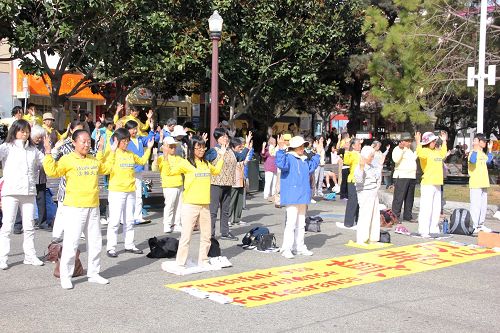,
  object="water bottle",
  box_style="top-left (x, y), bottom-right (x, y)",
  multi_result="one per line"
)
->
top-left (442, 218), bottom-right (449, 234)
